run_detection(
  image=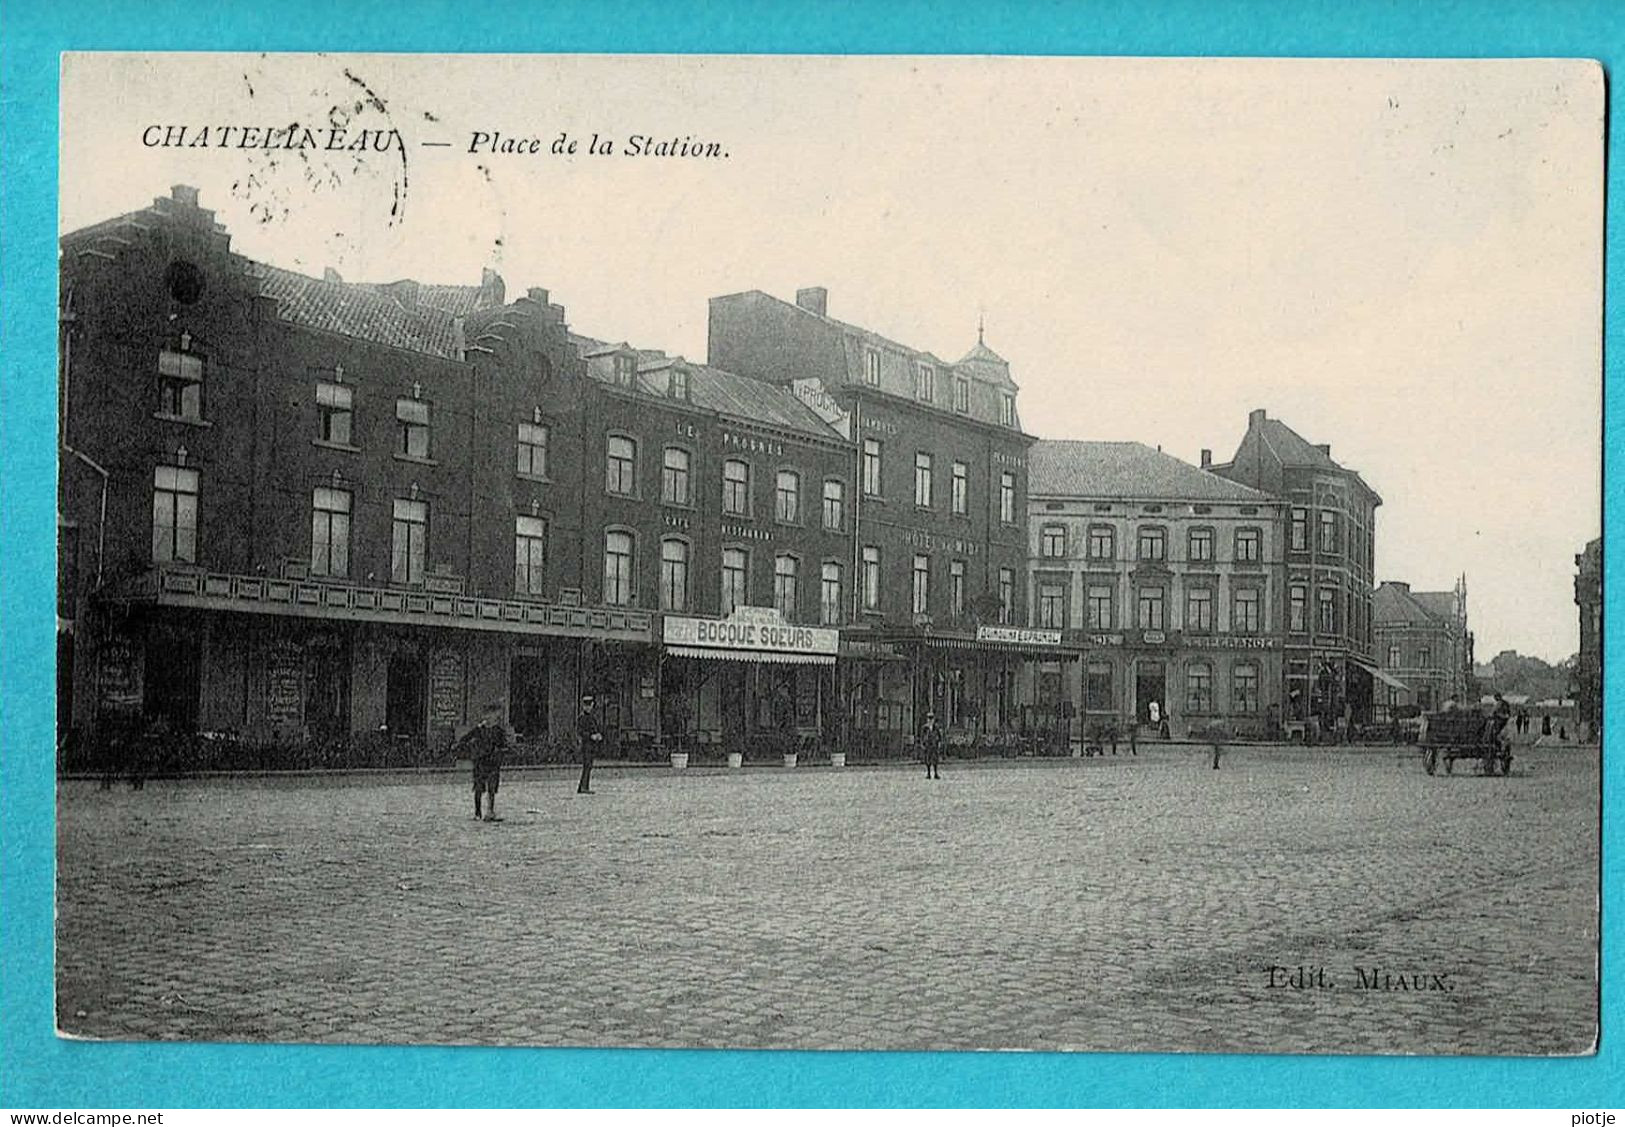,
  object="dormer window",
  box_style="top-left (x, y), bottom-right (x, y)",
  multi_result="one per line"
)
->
top-left (613, 354), bottom-right (636, 388)
top-left (954, 377), bottom-right (970, 414)
top-left (669, 367), bottom-right (689, 400)
top-left (915, 363), bottom-right (935, 403)
top-left (1000, 392), bottom-right (1016, 428)
top-left (863, 348), bottom-right (881, 387)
